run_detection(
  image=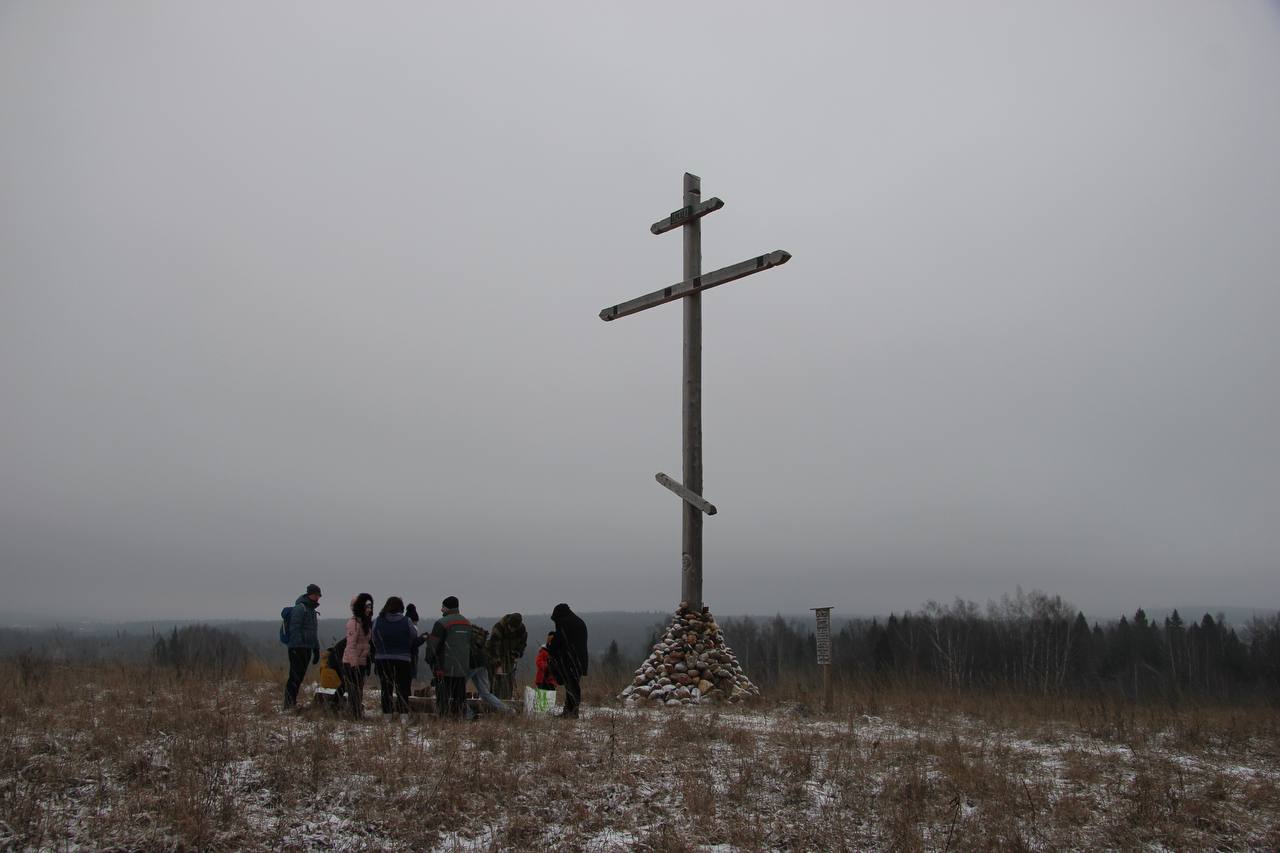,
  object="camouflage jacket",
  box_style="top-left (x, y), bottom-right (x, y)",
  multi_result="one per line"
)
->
top-left (485, 613), bottom-right (527, 672)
